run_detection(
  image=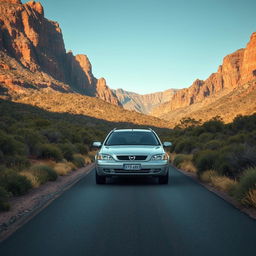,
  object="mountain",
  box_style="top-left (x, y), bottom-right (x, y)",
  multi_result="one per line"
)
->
top-left (0, 0), bottom-right (120, 105)
top-left (151, 33), bottom-right (256, 124)
top-left (112, 88), bottom-right (177, 114)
